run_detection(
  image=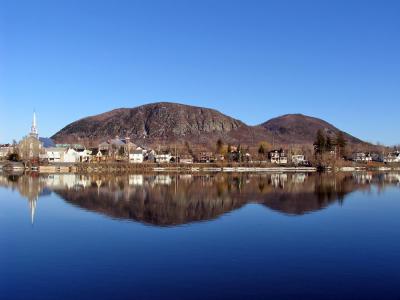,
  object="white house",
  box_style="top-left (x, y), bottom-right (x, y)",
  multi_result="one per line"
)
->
top-left (269, 150), bottom-right (288, 165)
top-left (353, 152), bottom-right (372, 162)
top-left (155, 153), bottom-right (172, 163)
top-left (45, 147), bottom-right (66, 162)
top-left (291, 154), bottom-right (306, 165)
top-left (129, 150), bottom-right (144, 163)
top-left (77, 149), bottom-right (92, 162)
top-left (147, 149), bottom-right (156, 162)
top-left (179, 155), bottom-right (194, 164)
top-left (63, 148), bottom-right (80, 163)
top-left (384, 151), bottom-right (400, 163)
